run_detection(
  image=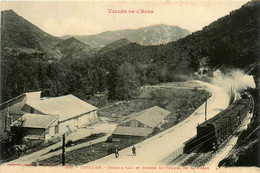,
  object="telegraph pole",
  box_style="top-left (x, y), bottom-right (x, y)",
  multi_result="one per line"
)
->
top-left (205, 94), bottom-right (208, 122)
top-left (62, 134), bottom-right (65, 166)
